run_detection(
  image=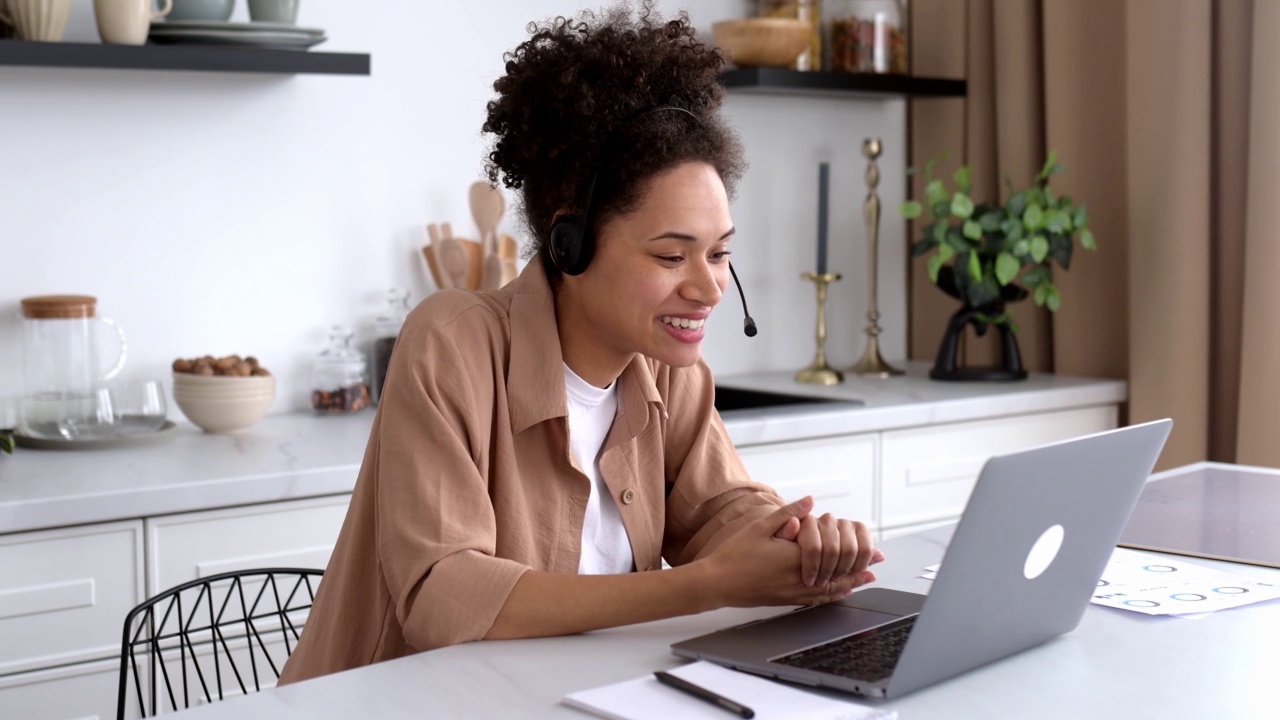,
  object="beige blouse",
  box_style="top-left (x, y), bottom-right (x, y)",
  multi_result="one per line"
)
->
top-left (278, 259), bottom-right (781, 684)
